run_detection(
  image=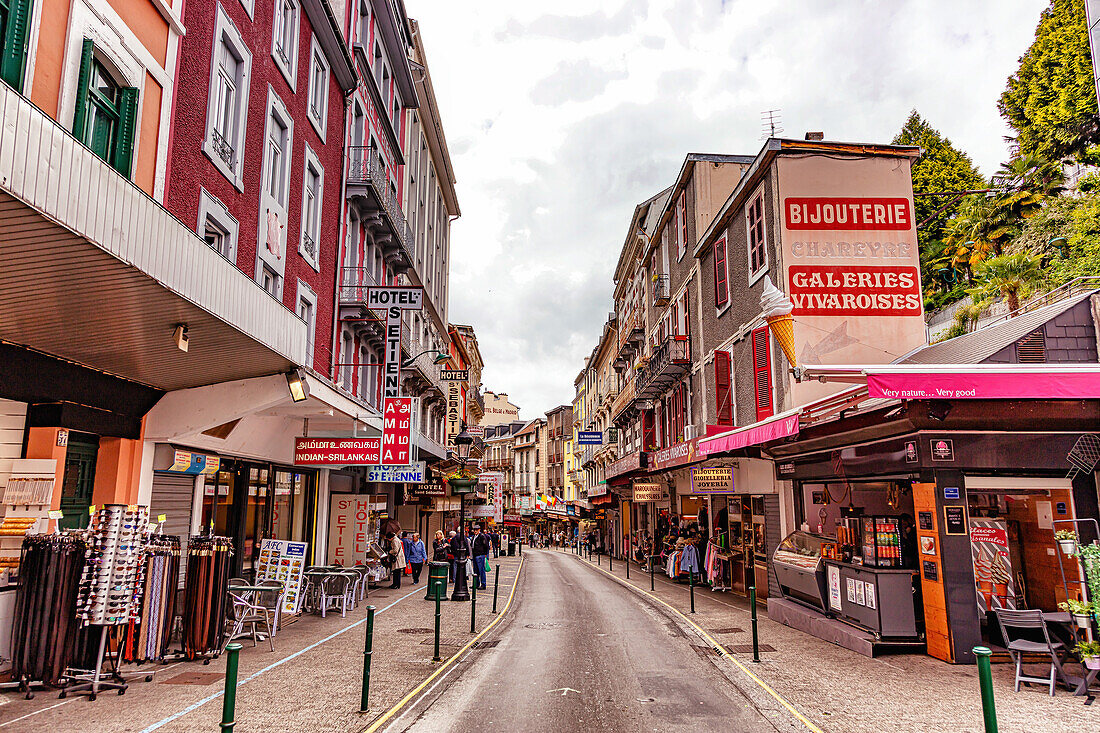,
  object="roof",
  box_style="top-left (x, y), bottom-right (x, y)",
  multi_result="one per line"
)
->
top-left (899, 292), bottom-right (1095, 365)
